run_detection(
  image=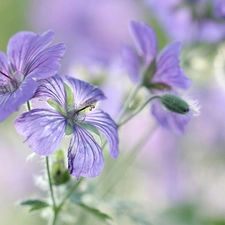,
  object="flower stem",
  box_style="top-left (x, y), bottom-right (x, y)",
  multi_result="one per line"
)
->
top-left (117, 95), bottom-right (160, 127)
top-left (116, 84), bottom-right (142, 124)
top-left (46, 156), bottom-right (58, 225)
